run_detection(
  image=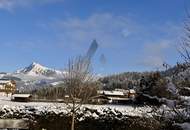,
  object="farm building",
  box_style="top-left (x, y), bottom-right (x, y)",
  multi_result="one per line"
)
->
top-left (11, 94), bottom-right (32, 102)
top-left (90, 95), bottom-right (110, 104)
top-left (96, 89), bottom-right (136, 104)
